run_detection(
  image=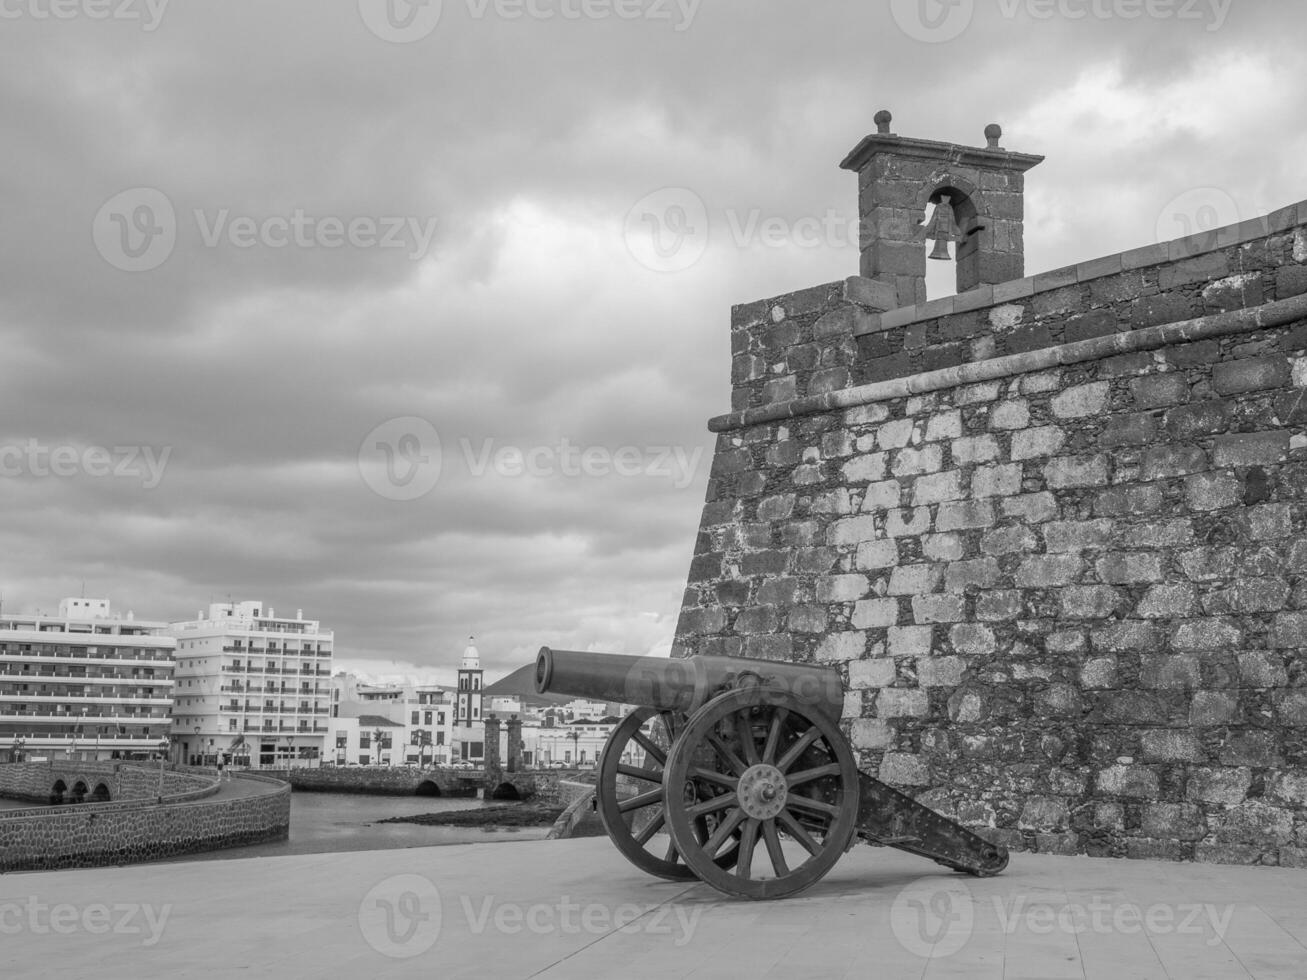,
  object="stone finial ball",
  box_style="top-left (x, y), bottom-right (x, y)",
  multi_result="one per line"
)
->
top-left (985, 123), bottom-right (1002, 145)
top-left (874, 110), bottom-right (893, 133)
